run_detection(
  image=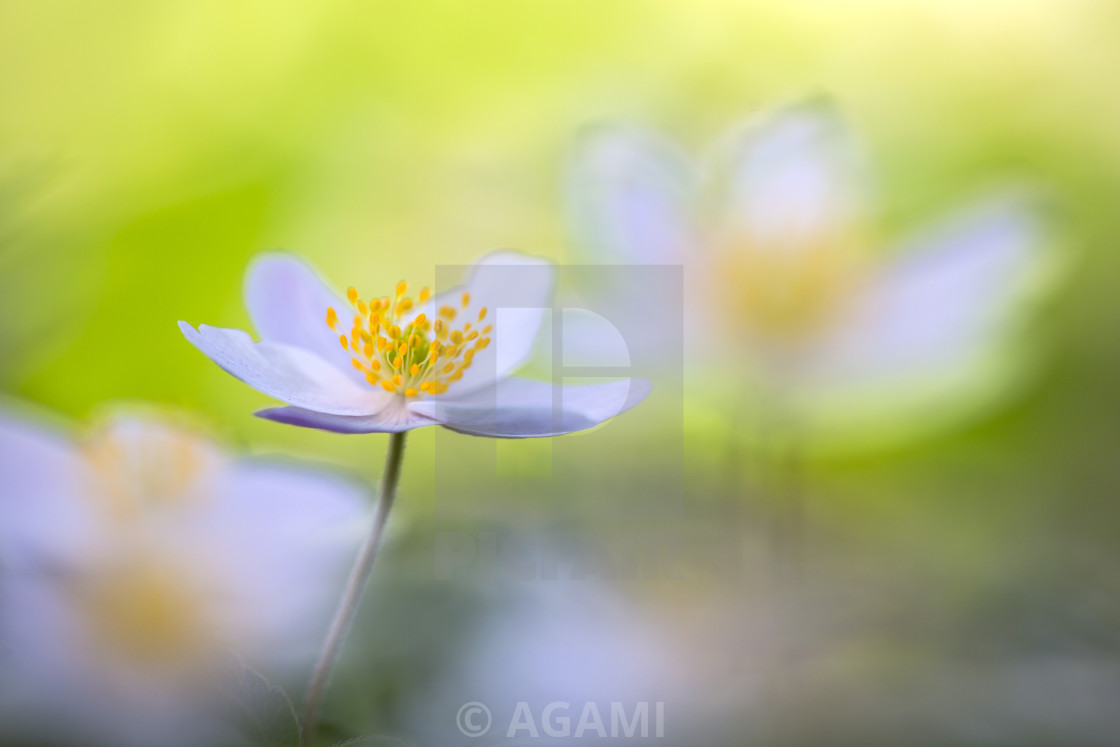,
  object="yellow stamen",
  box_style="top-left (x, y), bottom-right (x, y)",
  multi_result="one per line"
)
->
top-left (331, 278), bottom-right (495, 399)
